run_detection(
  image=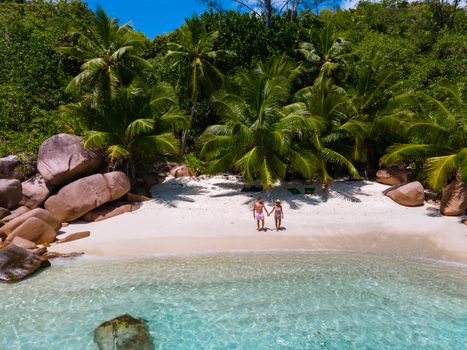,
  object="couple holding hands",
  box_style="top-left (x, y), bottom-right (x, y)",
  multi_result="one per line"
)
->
top-left (253, 197), bottom-right (284, 232)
